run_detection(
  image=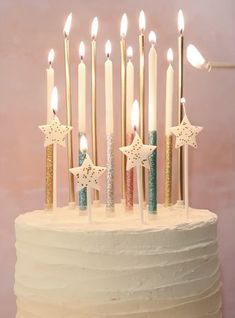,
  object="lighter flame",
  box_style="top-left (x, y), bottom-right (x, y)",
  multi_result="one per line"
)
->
top-left (186, 44), bottom-right (206, 69)
top-left (105, 40), bottom-right (112, 57)
top-left (120, 13), bottom-right (128, 38)
top-left (167, 48), bottom-right (174, 63)
top-left (91, 17), bottom-right (98, 39)
top-left (64, 13), bottom-right (72, 37)
top-left (139, 10), bottom-right (146, 32)
top-left (48, 49), bottom-right (55, 65)
top-left (127, 46), bottom-right (133, 59)
top-left (50, 87), bottom-right (58, 113)
top-left (80, 134), bottom-right (88, 153)
top-left (131, 100), bottom-right (139, 130)
top-left (79, 41), bottom-right (85, 59)
top-left (148, 31), bottom-right (156, 44)
top-left (177, 10), bottom-right (184, 33)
